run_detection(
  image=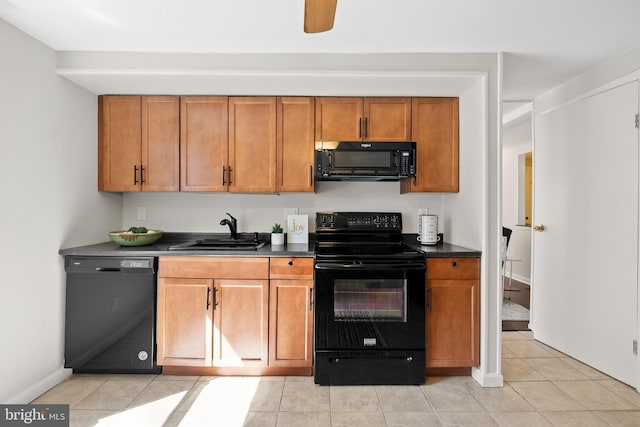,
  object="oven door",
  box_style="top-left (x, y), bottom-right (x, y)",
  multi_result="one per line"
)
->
top-left (314, 261), bottom-right (425, 351)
